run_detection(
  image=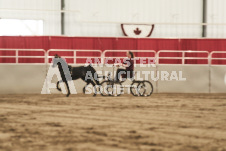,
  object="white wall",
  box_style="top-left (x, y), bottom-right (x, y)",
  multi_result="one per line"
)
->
top-left (207, 0), bottom-right (226, 38)
top-left (0, 0), bottom-right (61, 35)
top-left (65, 0), bottom-right (203, 37)
top-left (0, 0), bottom-right (225, 37)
